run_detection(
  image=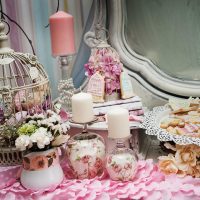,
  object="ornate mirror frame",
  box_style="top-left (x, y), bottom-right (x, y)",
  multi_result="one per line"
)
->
top-left (108, 0), bottom-right (200, 98)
